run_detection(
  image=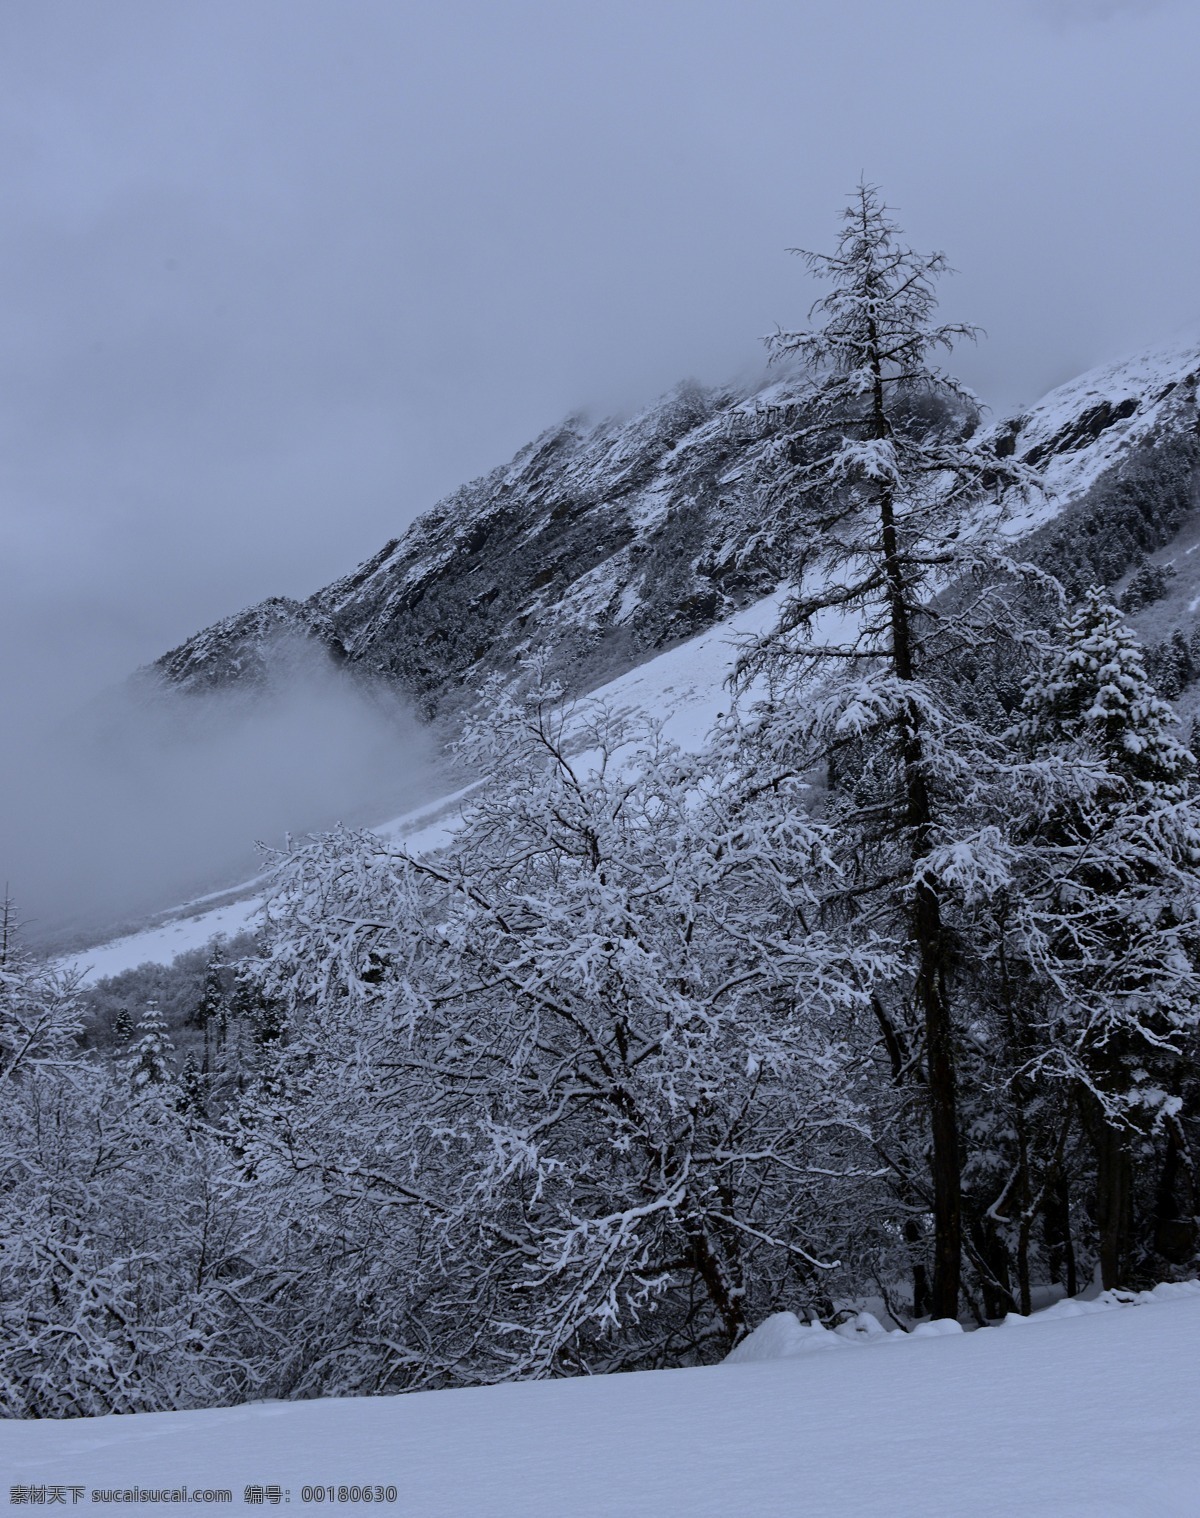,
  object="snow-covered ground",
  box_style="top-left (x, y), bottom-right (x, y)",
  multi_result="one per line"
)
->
top-left (6, 1284), bottom-right (1199, 1516)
